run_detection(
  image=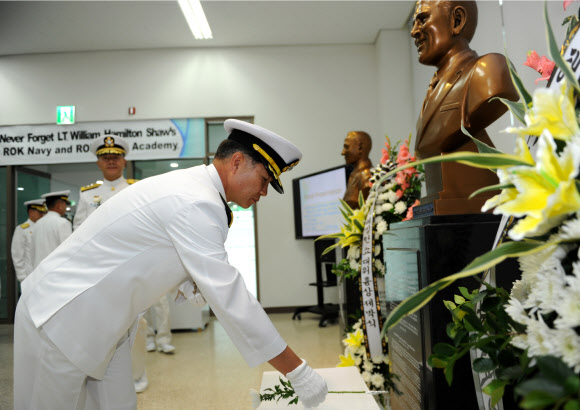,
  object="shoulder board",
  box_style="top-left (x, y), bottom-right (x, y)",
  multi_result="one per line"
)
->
top-left (127, 179), bottom-right (139, 185)
top-left (20, 222), bottom-right (30, 229)
top-left (81, 182), bottom-right (102, 192)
